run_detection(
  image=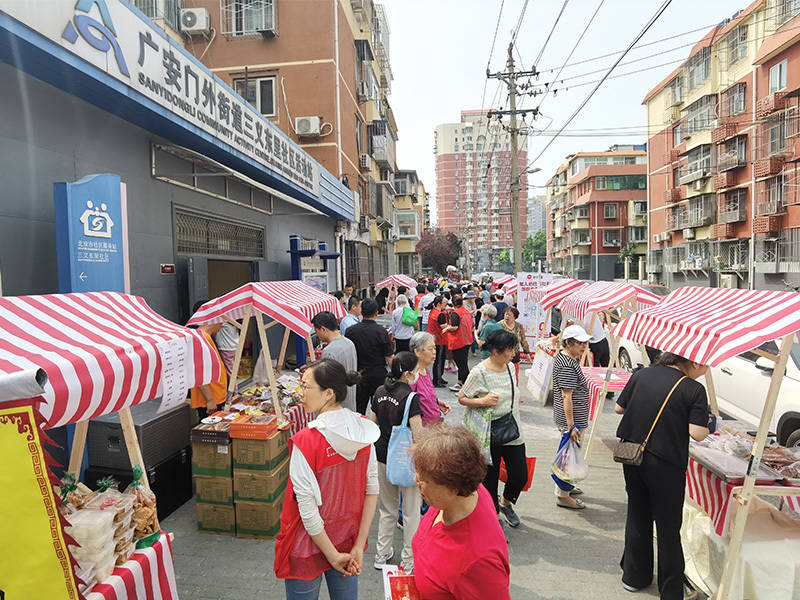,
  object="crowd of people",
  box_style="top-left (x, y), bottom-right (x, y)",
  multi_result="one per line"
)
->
top-left (261, 277), bottom-right (713, 600)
